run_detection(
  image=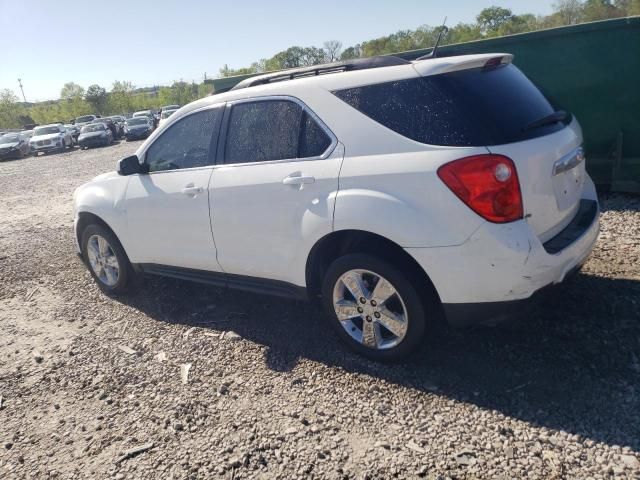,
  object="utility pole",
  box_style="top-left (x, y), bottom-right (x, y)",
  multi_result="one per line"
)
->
top-left (17, 78), bottom-right (26, 102)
